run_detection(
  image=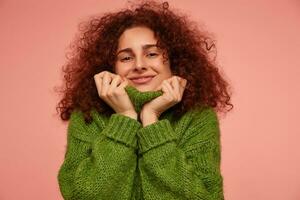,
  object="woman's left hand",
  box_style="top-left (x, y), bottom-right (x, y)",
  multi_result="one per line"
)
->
top-left (140, 76), bottom-right (187, 126)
